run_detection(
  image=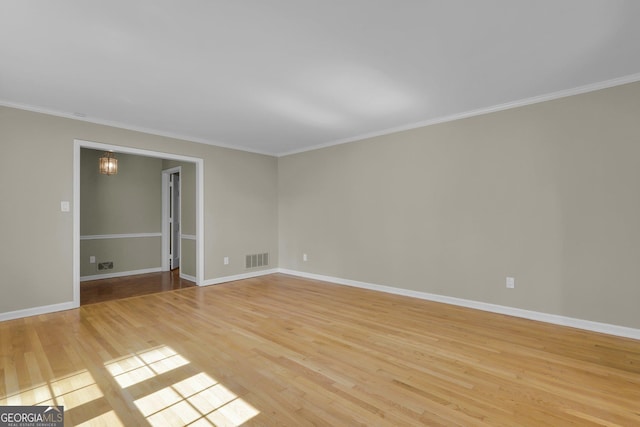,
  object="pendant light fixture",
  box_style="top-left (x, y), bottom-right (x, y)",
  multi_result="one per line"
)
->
top-left (99, 151), bottom-right (118, 175)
